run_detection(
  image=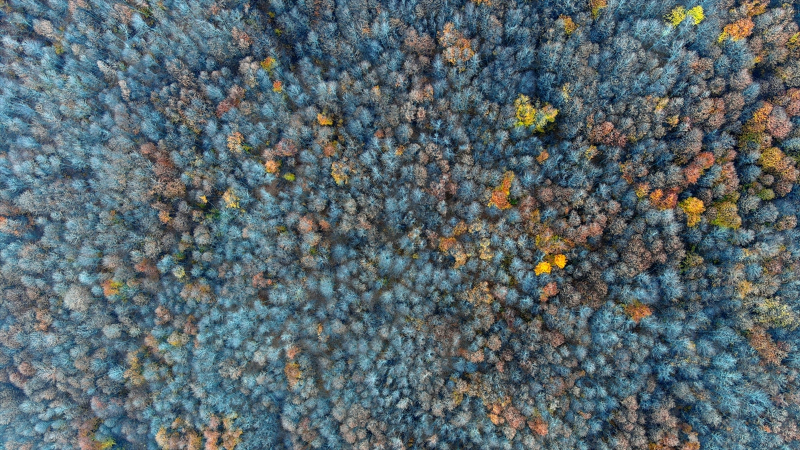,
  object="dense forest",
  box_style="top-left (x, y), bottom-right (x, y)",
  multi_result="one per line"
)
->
top-left (2, 0), bottom-right (800, 448)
